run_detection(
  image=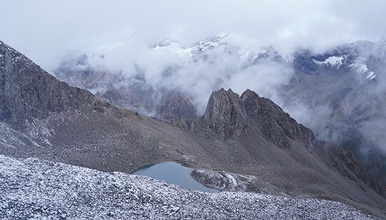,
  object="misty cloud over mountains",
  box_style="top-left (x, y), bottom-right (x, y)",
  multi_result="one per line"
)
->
top-left (55, 36), bottom-right (386, 161)
top-left (58, 36), bottom-right (294, 114)
top-left (1, 0), bottom-right (385, 72)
